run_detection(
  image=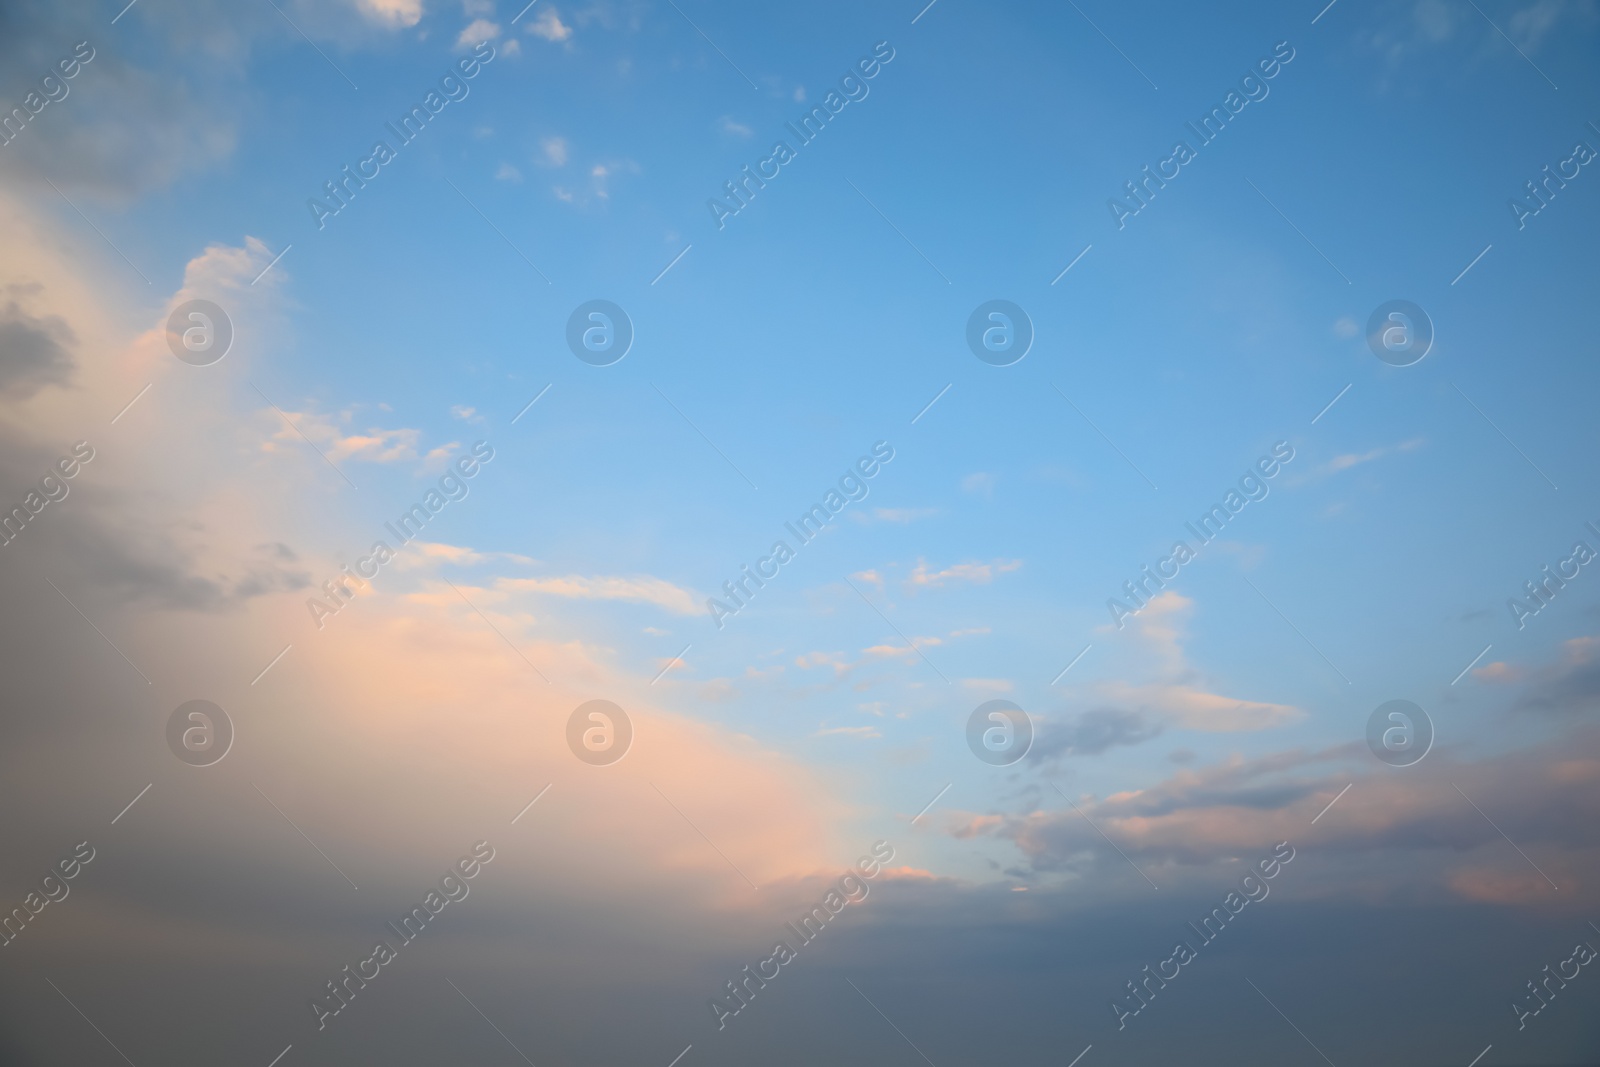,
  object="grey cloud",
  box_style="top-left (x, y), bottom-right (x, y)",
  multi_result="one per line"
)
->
top-left (51, 519), bottom-right (311, 611)
top-left (0, 297), bottom-right (75, 398)
top-left (1514, 640), bottom-right (1600, 717)
top-left (1029, 706), bottom-right (1164, 764)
